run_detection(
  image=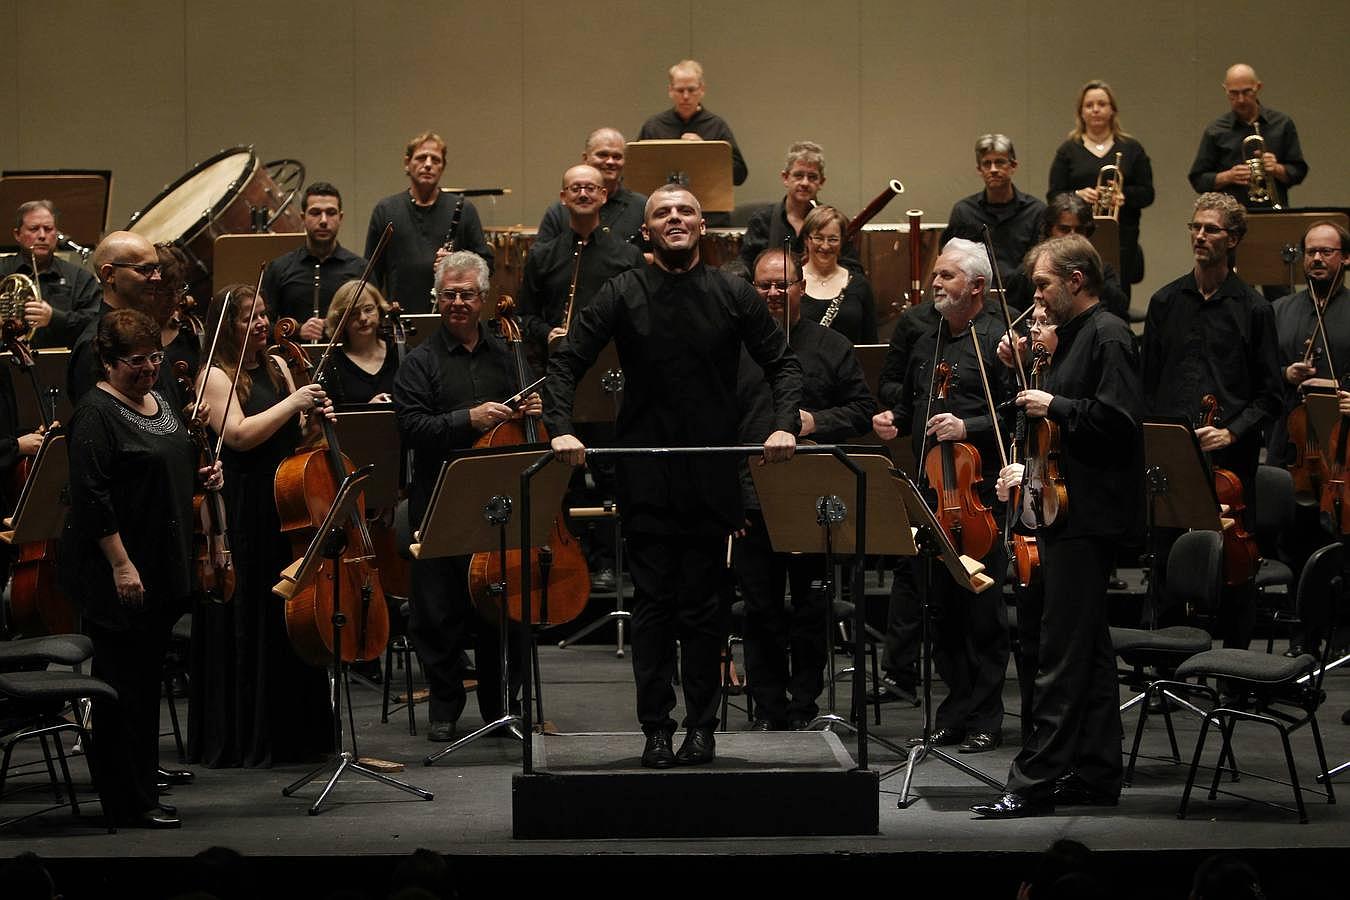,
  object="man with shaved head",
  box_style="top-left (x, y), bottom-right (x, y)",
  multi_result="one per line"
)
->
top-left (1189, 63), bottom-right (1308, 210)
top-left (537, 128), bottom-right (647, 247)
